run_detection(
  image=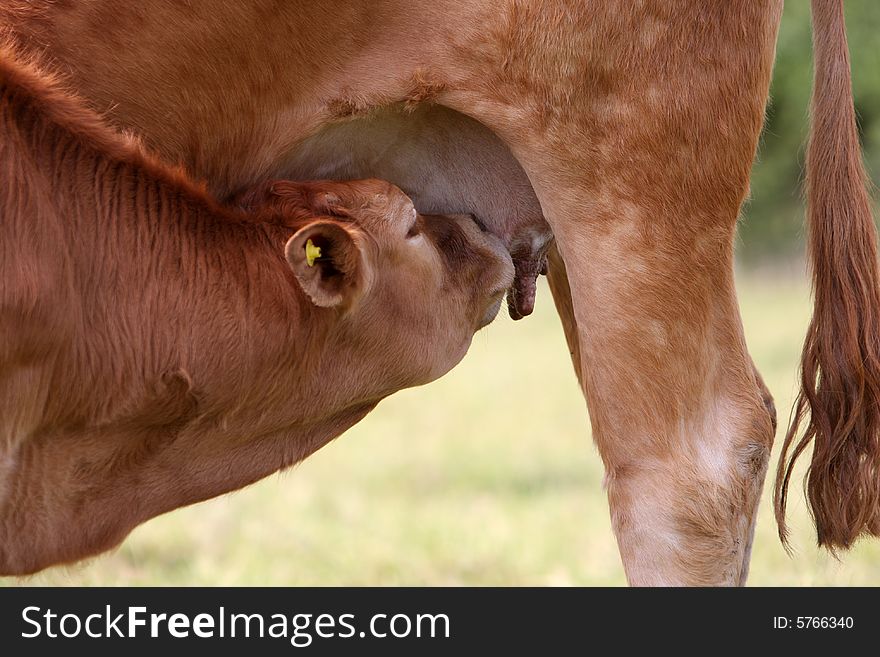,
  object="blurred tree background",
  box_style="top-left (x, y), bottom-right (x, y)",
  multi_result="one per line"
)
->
top-left (740, 1), bottom-right (880, 262)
